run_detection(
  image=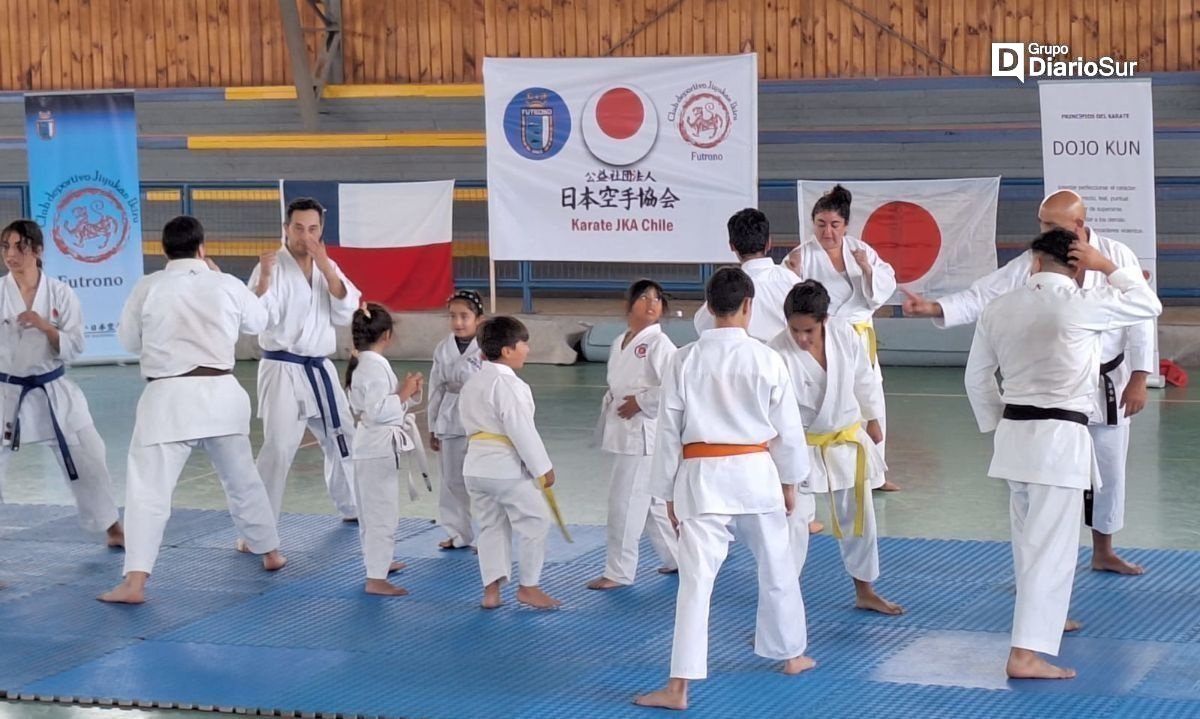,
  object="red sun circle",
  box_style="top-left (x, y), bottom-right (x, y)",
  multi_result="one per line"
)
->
top-left (595, 87), bottom-right (643, 140)
top-left (860, 201), bottom-right (942, 284)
